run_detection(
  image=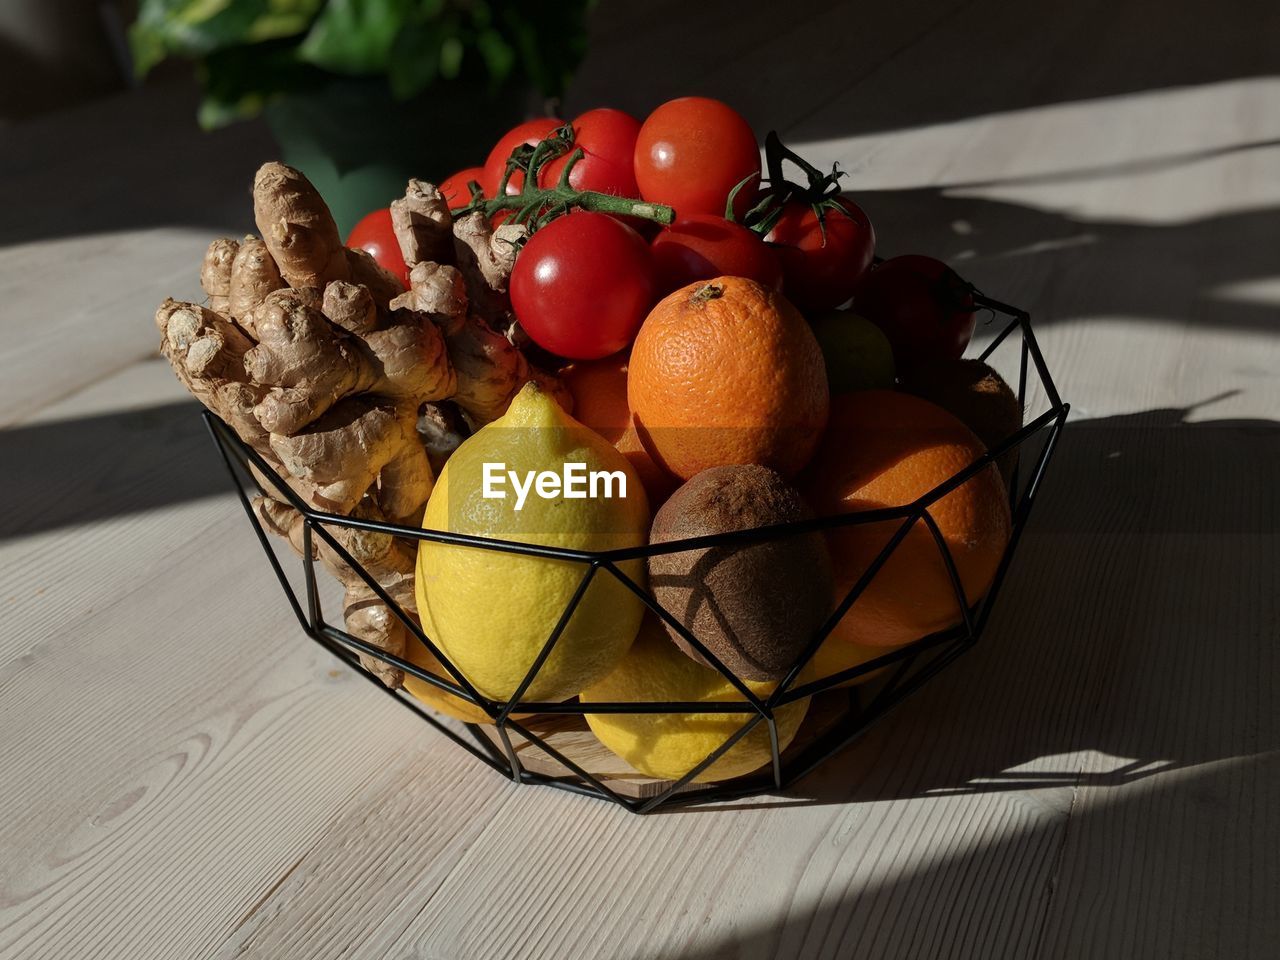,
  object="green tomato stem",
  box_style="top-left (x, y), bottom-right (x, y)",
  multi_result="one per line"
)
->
top-left (481, 181), bottom-right (674, 227)
top-left (464, 127), bottom-right (675, 231)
